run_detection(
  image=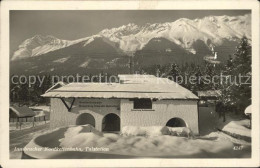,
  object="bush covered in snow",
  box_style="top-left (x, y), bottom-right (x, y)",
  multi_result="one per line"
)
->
top-left (168, 127), bottom-right (195, 138)
top-left (122, 126), bottom-right (194, 138)
top-left (122, 126), bottom-right (170, 136)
